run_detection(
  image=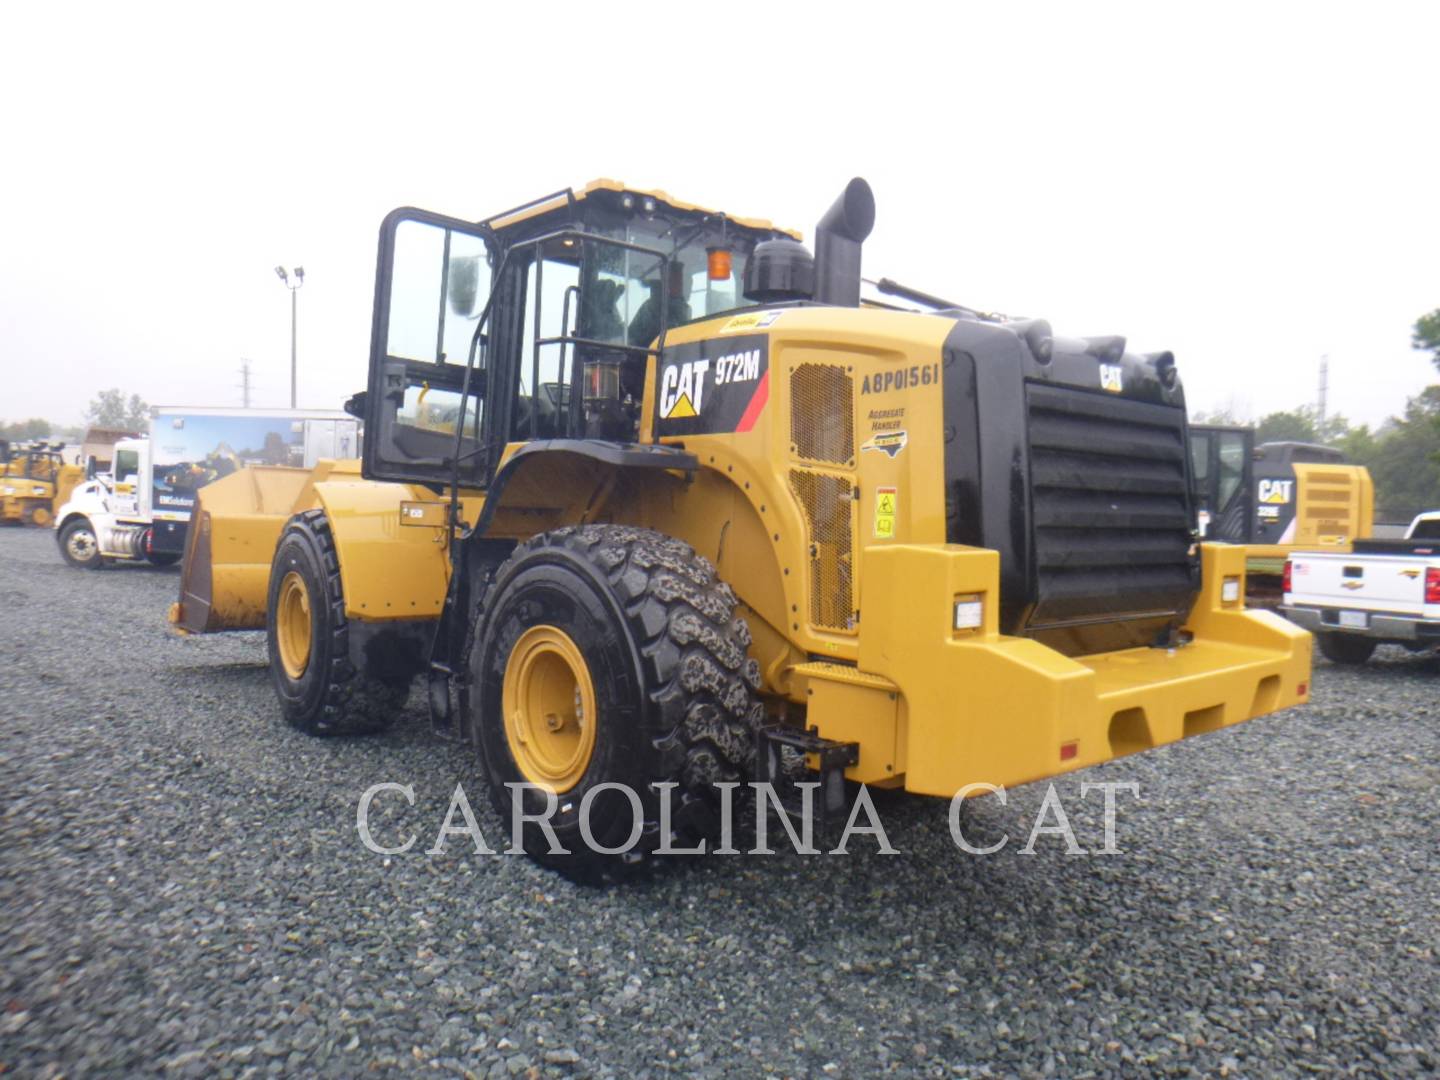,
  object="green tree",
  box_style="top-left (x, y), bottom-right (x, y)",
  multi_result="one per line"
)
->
top-left (85, 389), bottom-right (149, 431)
top-left (0, 418), bottom-right (53, 440)
top-left (1255, 408), bottom-right (1318, 444)
top-left (1331, 420), bottom-right (1378, 465)
top-left (1413, 308), bottom-right (1440, 371)
top-left (1365, 387), bottom-right (1440, 520)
